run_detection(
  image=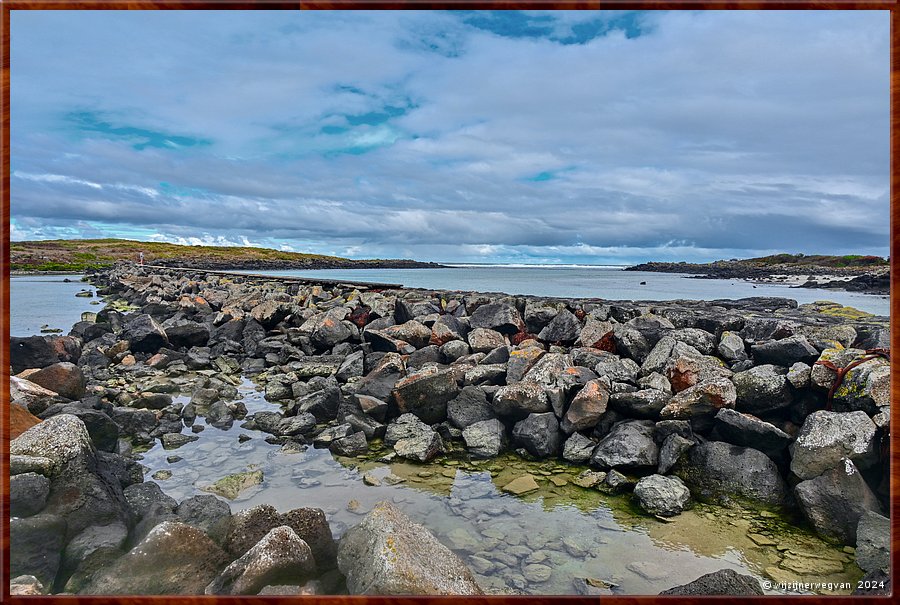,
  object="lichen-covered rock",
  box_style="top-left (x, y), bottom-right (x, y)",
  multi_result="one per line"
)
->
top-left (562, 432), bottom-right (597, 464)
top-left (665, 354), bottom-right (732, 393)
top-left (392, 368), bottom-right (459, 424)
top-left (538, 308), bottom-right (581, 343)
top-left (790, 410), bottom-right (878, 480)
top-left (492, 381), bottom-right (550, 418)
top-left (633, 474), bottom-right (691, 517)
top-left (659, 378), bottom-right (736, 420)
top-left (385, 414), bottom-right (441, 462)
top-left (794, 459), bottom-right (883, 544)
top-left (446, 386), bottom-right (496, 429)
top-left (561, 379), bottom-right (610, 433)
top-left (855, 511), bottom-right (890, 574)
top-left (609, 388), bottom-right (670, 419)
top-left (462, 418), bottom-right (506, 458)
top-left (10, 472), bottom-right (51, 517)
top-left (733, 364), bottom-right (793, 414)
top-left (337, 501), bottom-right (484, 595)
top-left (590, 420), bottom-right (658, 471)
top-left (675, 441), bottom-right (788, 508)
top-left (469, 302), bottom-right (523, 335)
top-left (203, 470), bottom-right (264, 500)
top-left (206, 526), bottom-right (316, 595)
top-left (717, 331), bottom-right (748, 363)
